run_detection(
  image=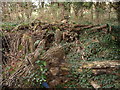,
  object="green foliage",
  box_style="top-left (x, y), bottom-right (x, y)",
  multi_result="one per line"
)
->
top-left (92, 74), bottom-right (120, 88)
top-left (65, 25), bottom-right (120, 88)
top-left (64, 2), bottom-right (72, 12)
top-left (1, 23), bottom-right (18, 31)
top-left (83, 2), bottom-right (93, 9)
top-left (0, 32), bottom-right (3, 37)
top-left (25, 60), bottom-right (47, 87)
top-left (62, 42), bottom-right (75, 55)
top-left (73, 2), bottom-right (84, 8)
top-left (34, 40), bottom-right (40, 46)
top-left (73, 2), bottom-right (93, 17)
top-left (73, 2), bottom-right (84, 15)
